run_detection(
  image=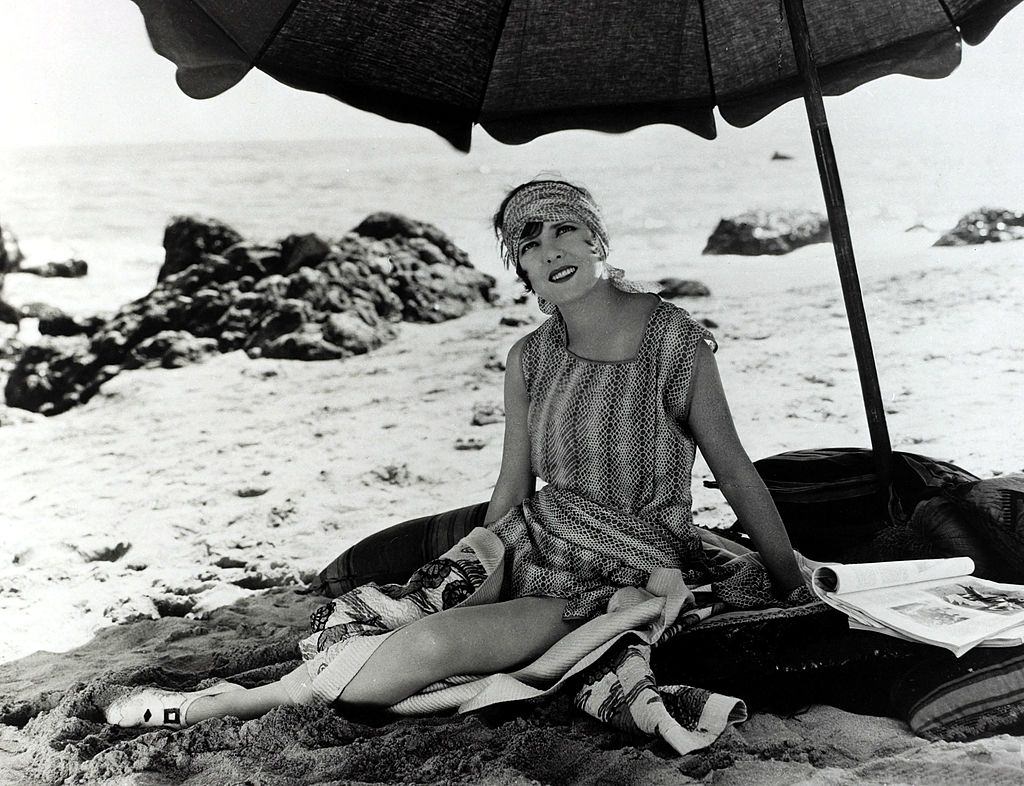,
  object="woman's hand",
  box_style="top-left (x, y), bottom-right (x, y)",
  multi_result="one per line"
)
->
top-left (686, 342), bottom-right (806, 596)
top-left (484, 336), bottom-right (536, 524)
